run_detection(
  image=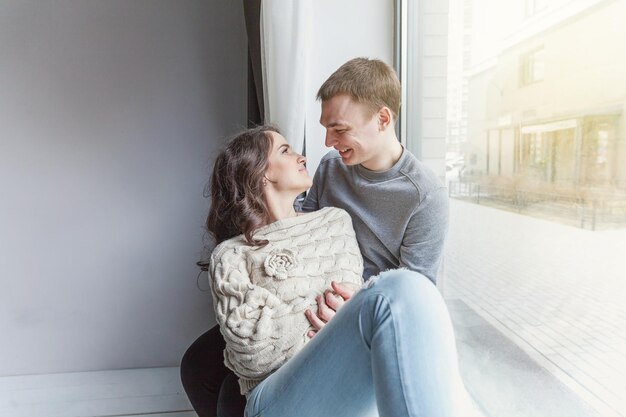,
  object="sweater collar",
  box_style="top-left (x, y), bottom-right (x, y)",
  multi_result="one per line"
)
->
top-left (254, 207), bottom-right (335, 237)
top-left (355, 146), bottom-right (408, 182)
